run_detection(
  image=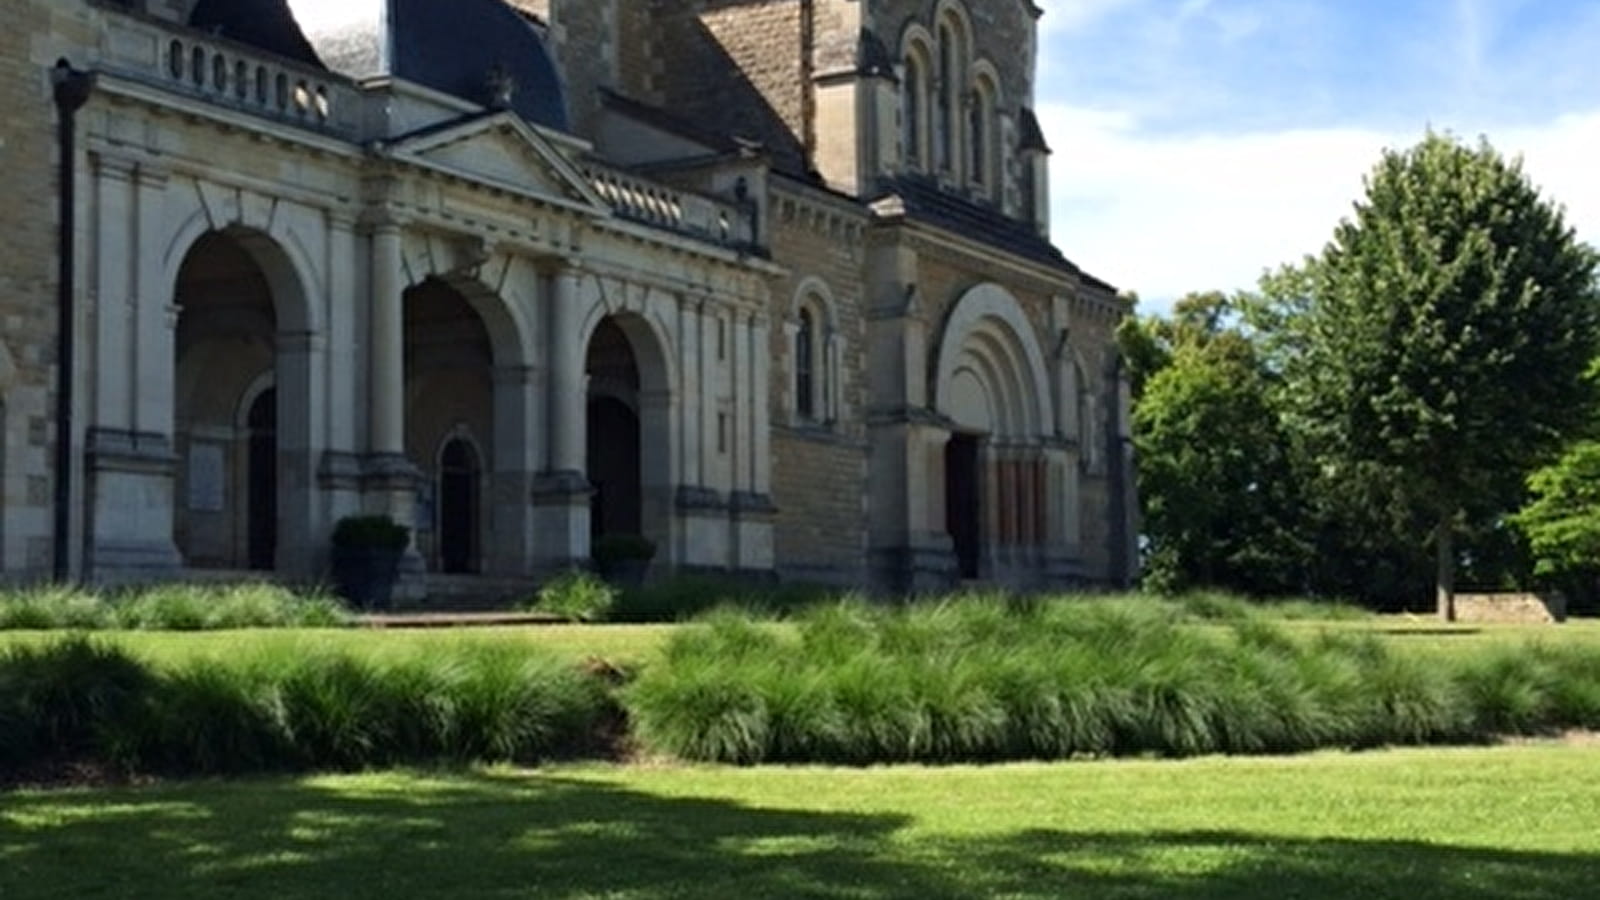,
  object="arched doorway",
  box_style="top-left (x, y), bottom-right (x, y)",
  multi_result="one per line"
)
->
top-left (403, 277), bottom-right (493, 573)
top-left (585, 318), bottom-right (644, 543)
top-left (945, 433), bottom-right (982, 579)
top-left (246, 387), bottom-right (277, 570)
top-left (437, 437), bottom-right (481, 574)
top-left (173, 231), bottom-right (278, 569)
top-left (932, 284), bottom-right (1057, 585)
